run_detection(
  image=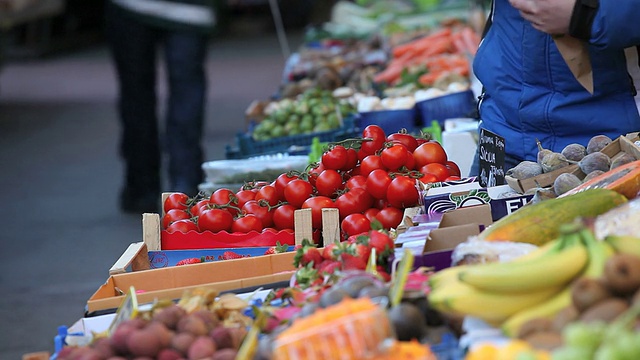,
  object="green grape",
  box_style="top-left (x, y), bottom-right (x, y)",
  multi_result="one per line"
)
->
top-left (608, 332), bottom-right (640, 360)
top-left (594, 344), bottom-right (626, 360)
top-left (562, 321), bottom-right (606, 352)
top-left (551, 346), bottom-right (594, 360)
